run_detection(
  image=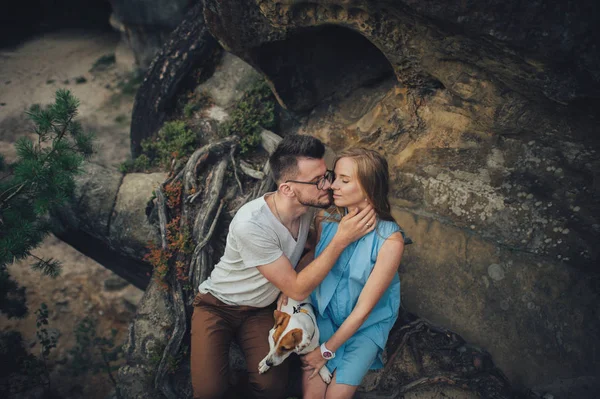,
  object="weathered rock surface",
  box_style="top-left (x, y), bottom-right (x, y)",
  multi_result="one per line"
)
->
top-left (52, 0), bottom-right (600, 397)
top-left (53, 163), bottom-right (166, 288)
top-left (294, 76), bottom-right (599, 392)
top-left (200, 0), bottom-right (600, 392)
top-left (129, 1), bottom-right (219, 157)
top-left (109, 172), bottom-right (166, 258)
top-left (55, 163), bottom-right (166, 260)
top-left (56, 162), bottom-right (123, 238)
top-left (204, 0), bottom-right (599, 110)
top-left (117, 279), bottom-right (175, 399)
top-left (195, 52), bottom-right (262, 109)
